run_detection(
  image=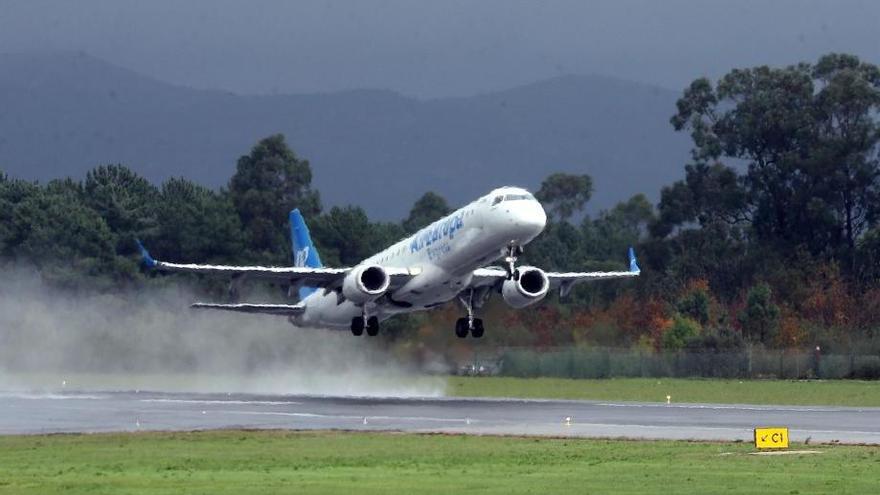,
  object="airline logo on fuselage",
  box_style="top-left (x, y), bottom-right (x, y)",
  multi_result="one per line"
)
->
top-left (410, 213), bottom-right (465, 253)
